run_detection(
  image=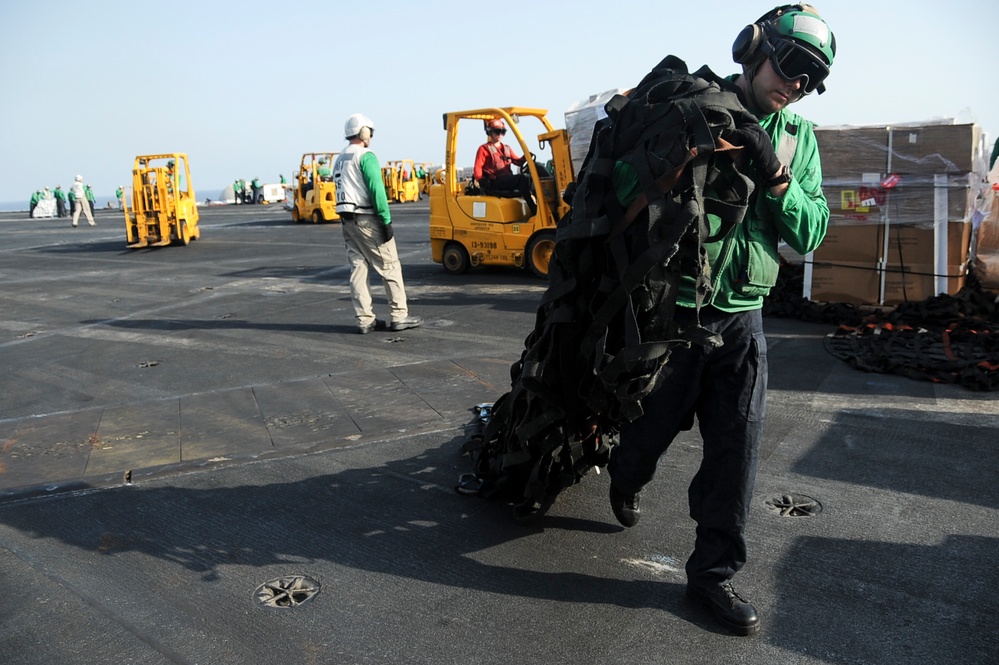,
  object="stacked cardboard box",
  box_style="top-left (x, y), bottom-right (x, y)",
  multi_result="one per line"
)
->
top-left (974, 184), bottom-right (999, 291)
top-left (564, 89), bottom-right (627, 176)
top-left (805, 122), bottom-right (985, 305)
